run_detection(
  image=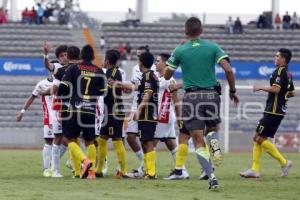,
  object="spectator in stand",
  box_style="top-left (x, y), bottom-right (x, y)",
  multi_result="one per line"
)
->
top-left (274, 13), bottom-right (281, 30)
top-left (257, 12), bottom-right (267, 28)
top-left (226, 16), bottom-right (234, 34)
top-left (282, 11), bottom-right (291, 29)
top-left (124, 8), bottom-right (139, 27)
top-left (265, 12), bottom-right (273, 29)
top-left (22, 7), bottom-right (31, 24)
top-left (0, 7), bottom-right (7, 24)
top-left (291, 12), bottom-right (299, 30)
top-left (125, 42), bottom-right (132, 60)
top-left (44, 6), bottom-right (54, 23)
top-left (58, 8), bottom-right (69, 25)
top-left (30, 6), bottom-right (37, 24)
top-left (234, 17), bottom-right (243, 34)
top-left (37, 3), bottom-right (44, 25)
top-left (117, 43), bottom-right (126, 60)
top-left (100, 36), bottom-right (106, 50)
